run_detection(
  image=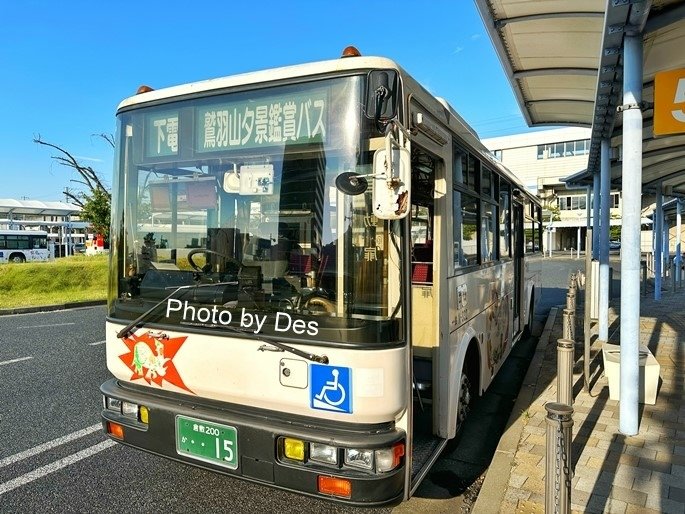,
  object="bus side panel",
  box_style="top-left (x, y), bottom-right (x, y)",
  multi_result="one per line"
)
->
top-left (439, 261), bottom-right (514, 438)
top-left (105, 321), bottom-right (408, 425)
